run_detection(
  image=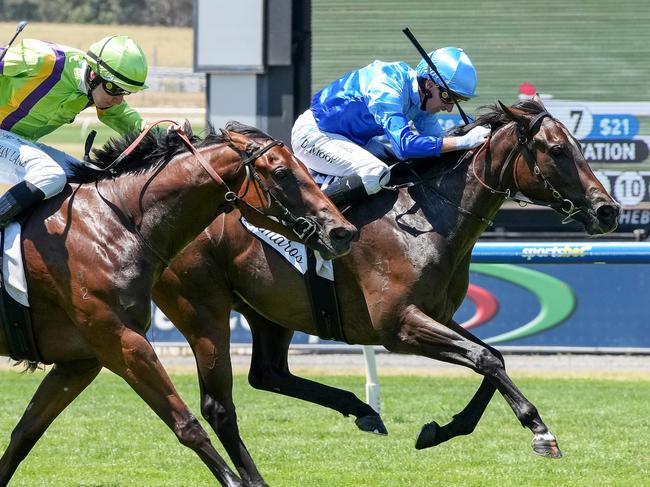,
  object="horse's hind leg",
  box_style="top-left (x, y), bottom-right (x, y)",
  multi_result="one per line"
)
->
top-left (390, 306), bottom-right (561, 458)
top-left (0, 359), bottom-right (102, 486)
top-left (244, 306), bottom-right (387, 434)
